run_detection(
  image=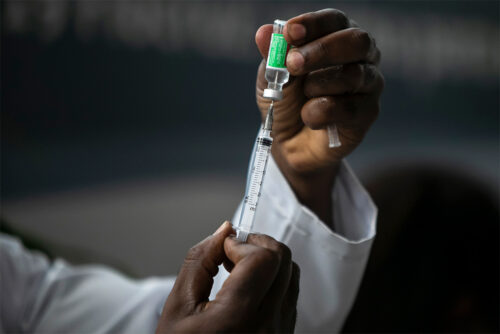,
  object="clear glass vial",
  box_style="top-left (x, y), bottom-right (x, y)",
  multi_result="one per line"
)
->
top-left (263, 20), bottom-right (290, 101)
